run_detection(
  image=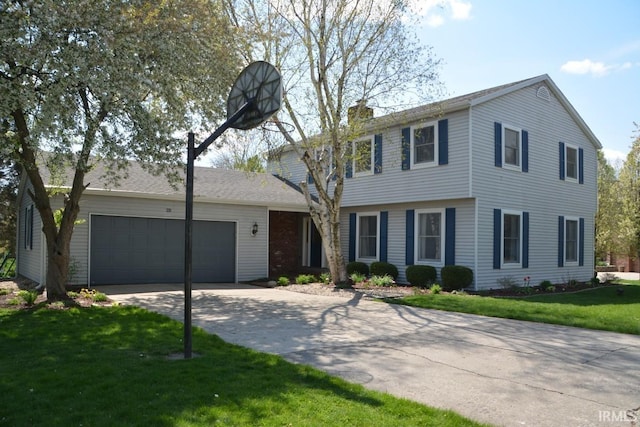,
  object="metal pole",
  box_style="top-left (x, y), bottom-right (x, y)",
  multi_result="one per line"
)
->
top-left (184, 132), bottom-right (195, 359)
